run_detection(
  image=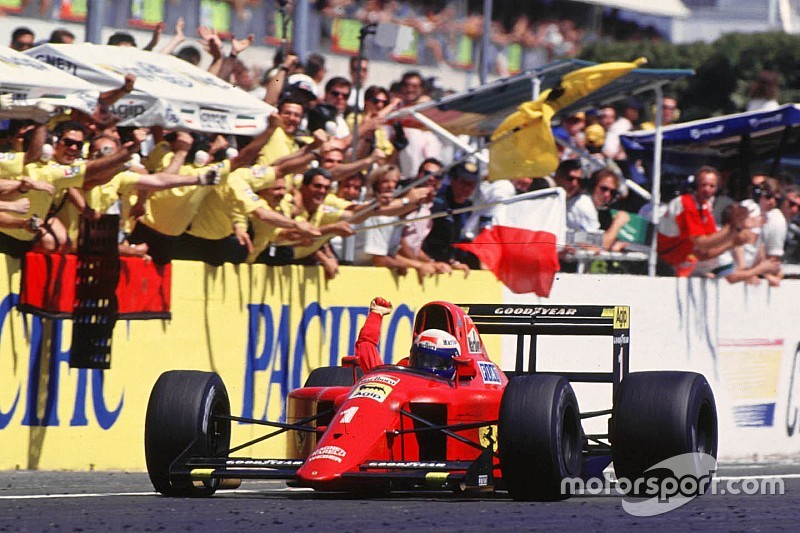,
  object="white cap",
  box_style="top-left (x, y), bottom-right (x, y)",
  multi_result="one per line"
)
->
top-left (287, 74), bottom-right (317, 97)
